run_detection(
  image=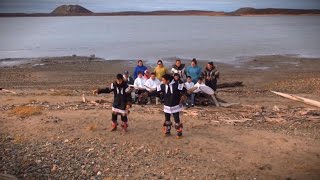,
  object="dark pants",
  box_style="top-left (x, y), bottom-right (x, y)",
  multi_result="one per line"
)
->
top-left (112, 112), bottom-right (128, 123)
top-left (165, 112), bottom-right (180, 124)
top-left (147, 90), bottom-right (157, 97)
top-left (136, 89), bottom-right (147, 94)
top-left (186, 93), bottom-right (195, 105)
top-left (205, 79), bottom-right (217, 91)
